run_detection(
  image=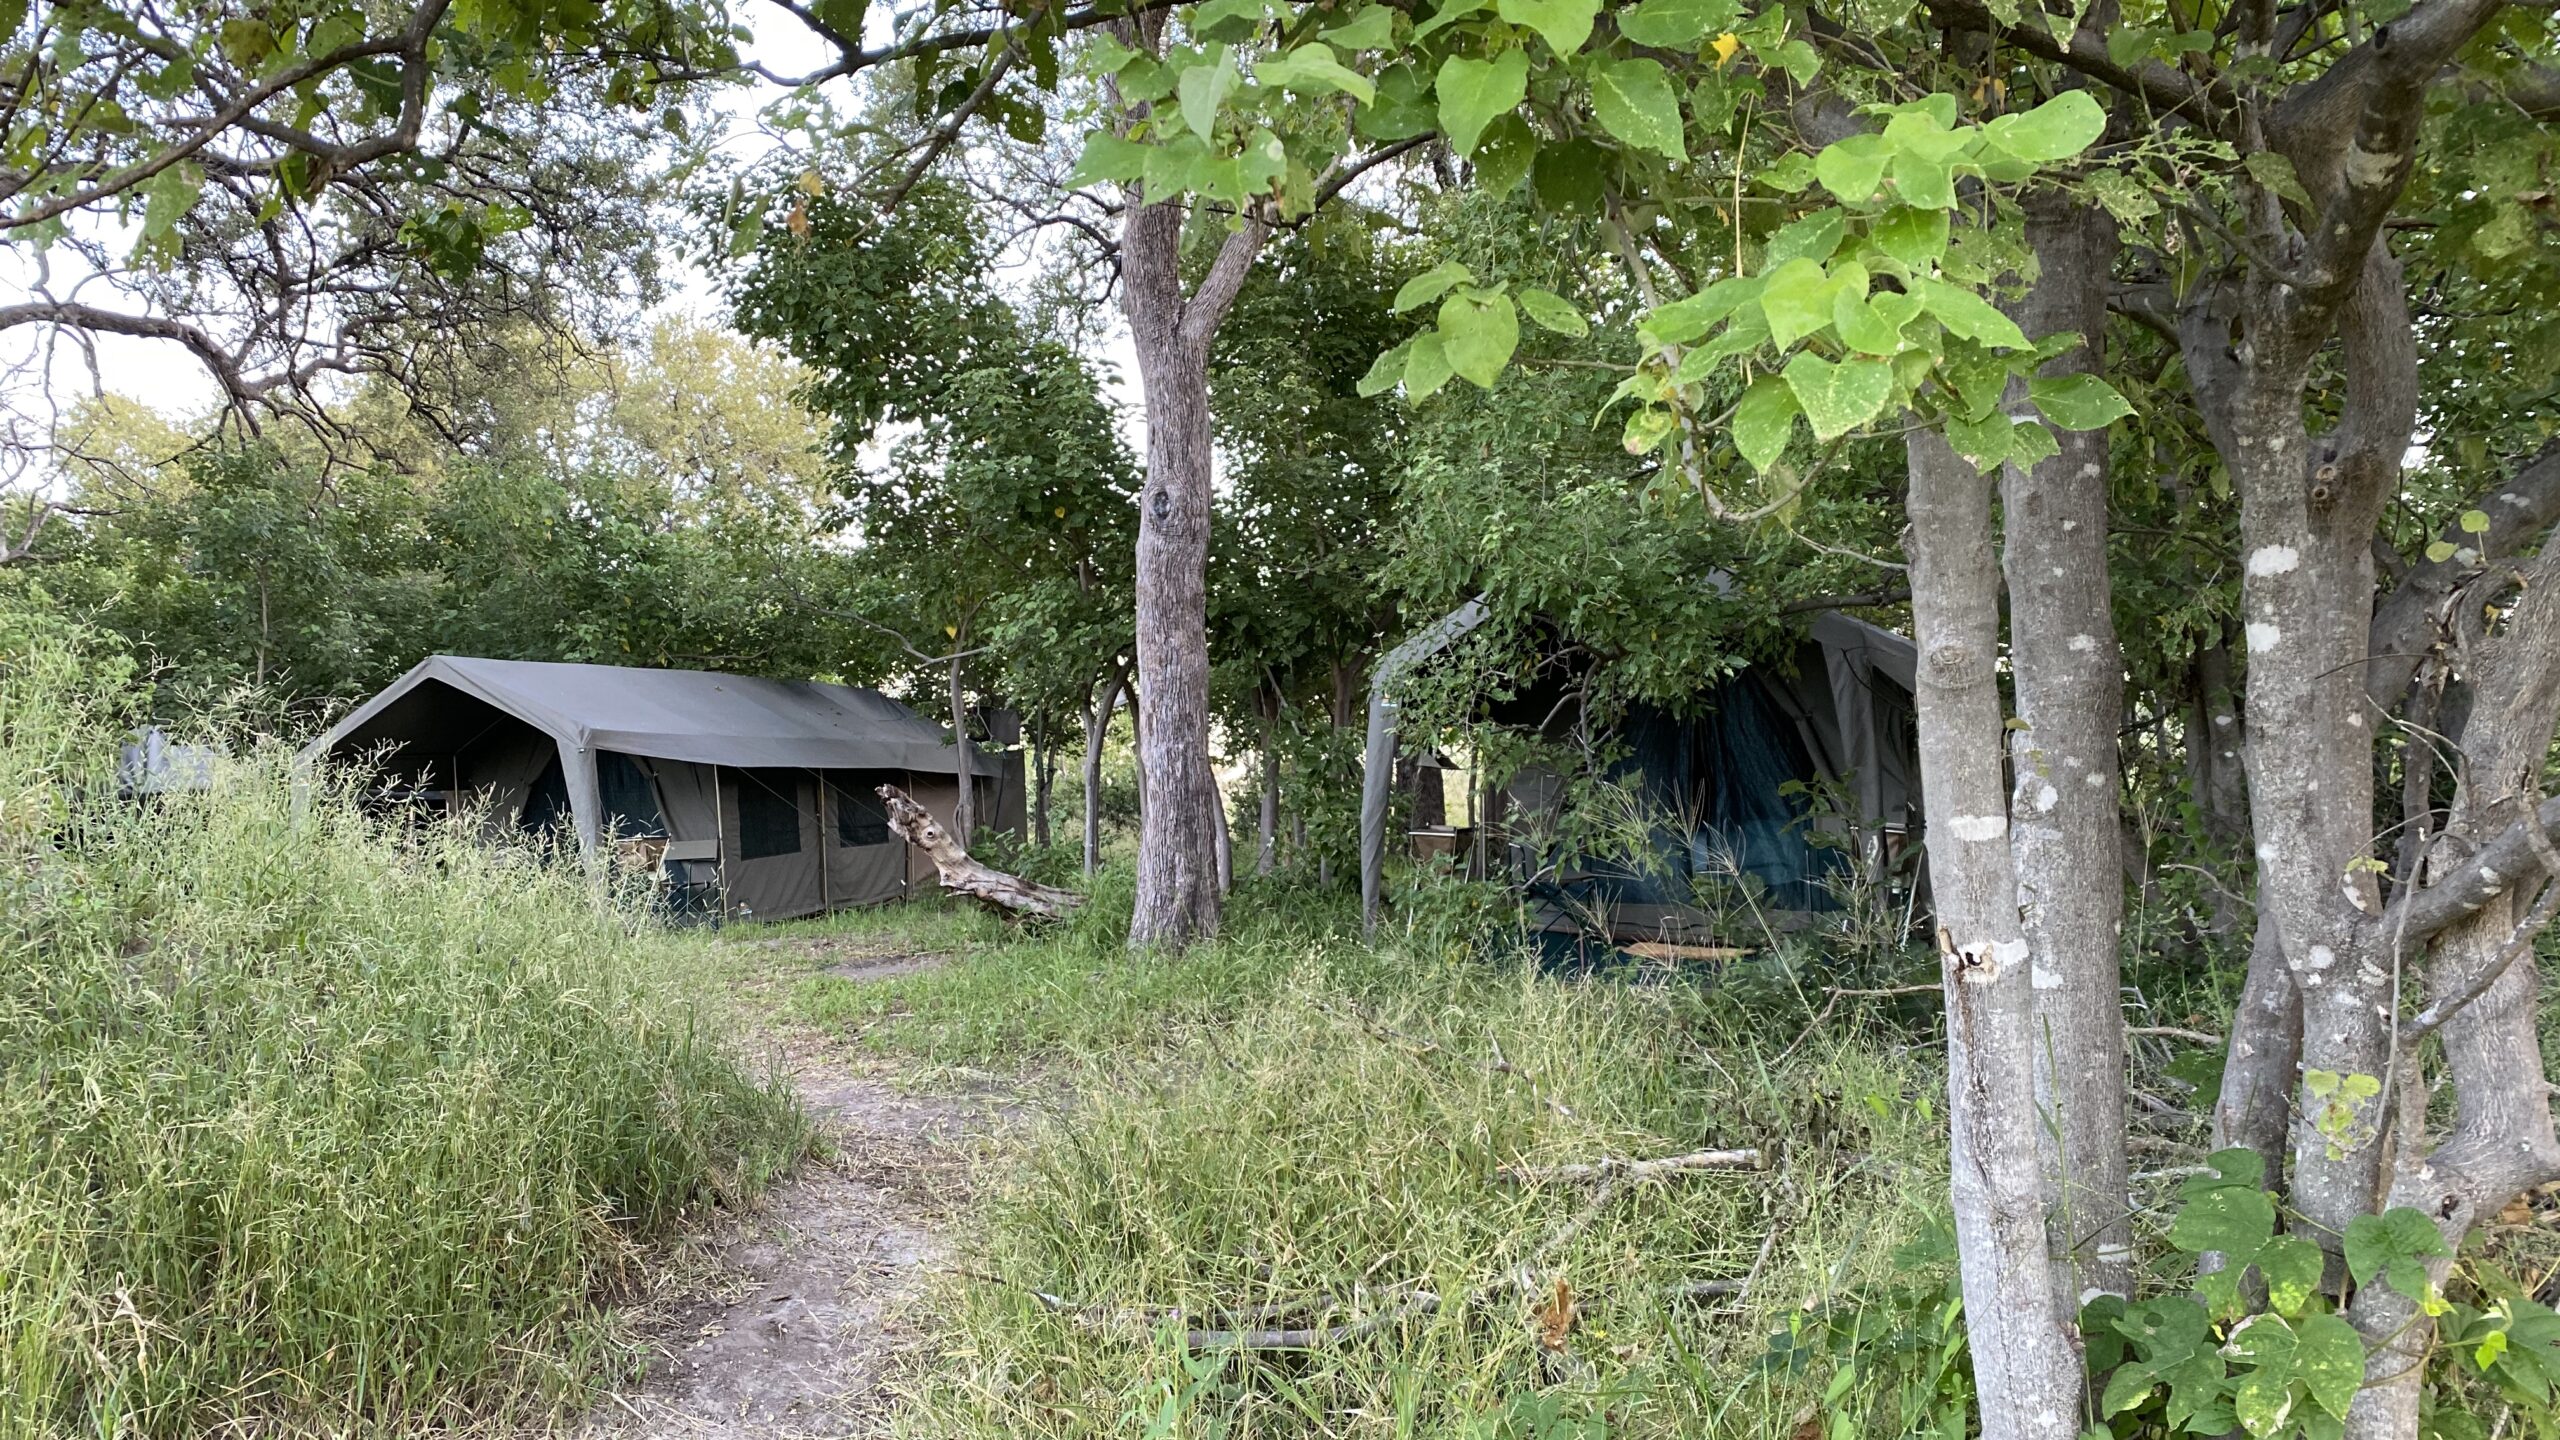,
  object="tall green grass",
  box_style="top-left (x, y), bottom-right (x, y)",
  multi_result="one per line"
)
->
top-left (768, 858), bottom-right (1951, 1440)
top-left (0, 618), bottom-right (808, 1436)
